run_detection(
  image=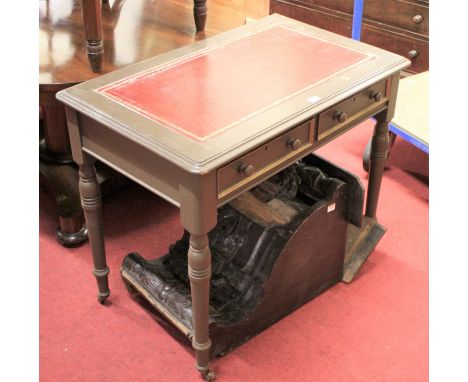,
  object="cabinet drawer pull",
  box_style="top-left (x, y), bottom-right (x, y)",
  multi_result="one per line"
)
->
top-left (413, 14), bottom-right (423, 24)
top-left (287, 138), bottom-right (302, 150)
top-left (238, 163), bottom-right (255, 176)
top-left (334, 111), bottom-right (348, 123)
top-left (369, 91), bottom-right (383, 102)
top-left (408, 50), bottom-right (419, 59)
